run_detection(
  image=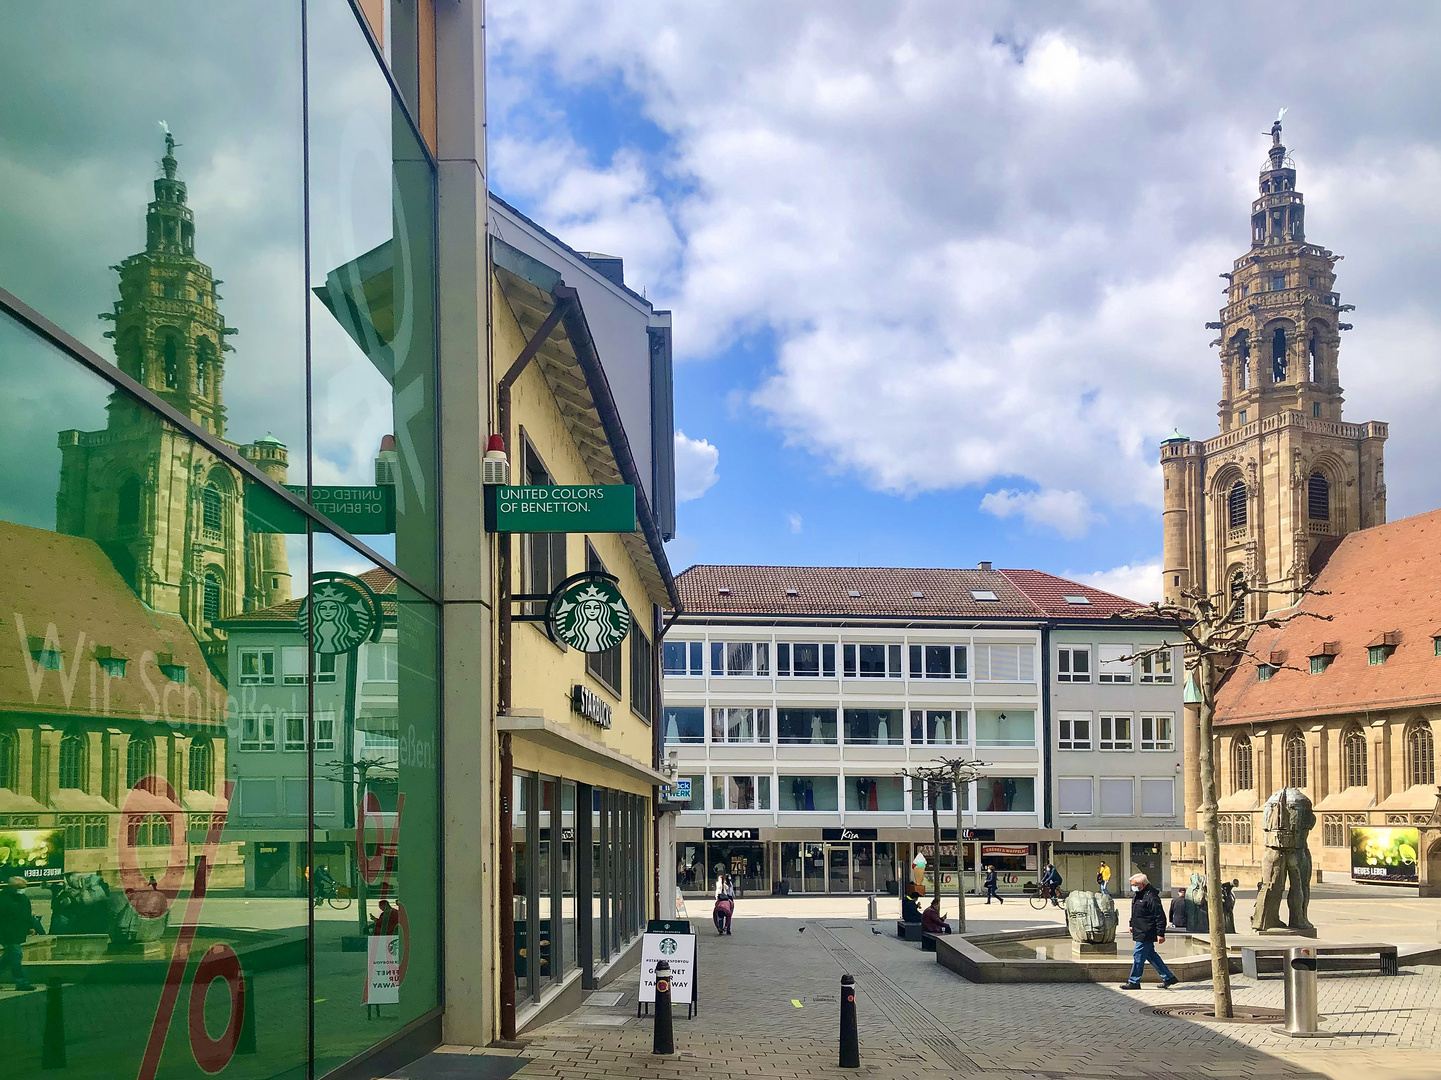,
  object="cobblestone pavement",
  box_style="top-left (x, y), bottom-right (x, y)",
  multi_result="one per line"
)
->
top-left (432, 915), bottom-right (1441, 1080)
